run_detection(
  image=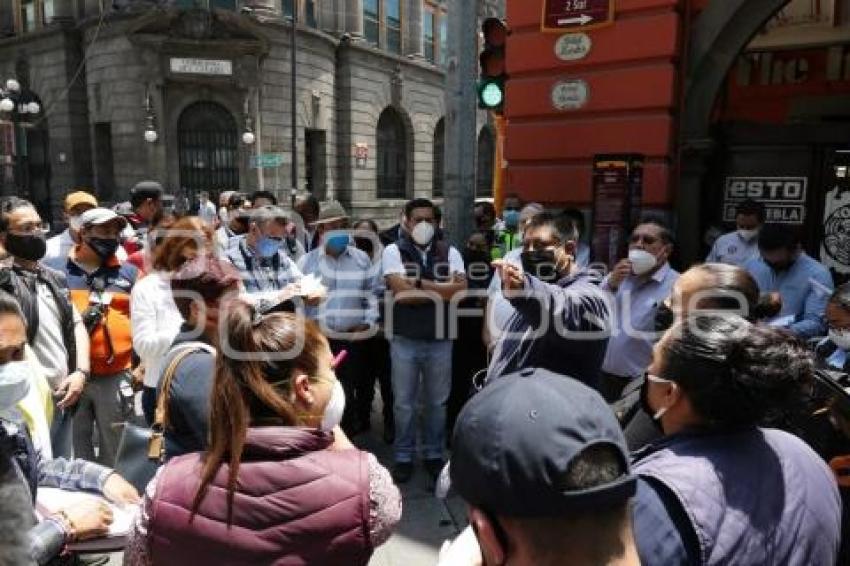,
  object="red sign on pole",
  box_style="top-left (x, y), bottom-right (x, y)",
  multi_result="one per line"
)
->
top-left (542, 0), bottom-right (615, 33)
